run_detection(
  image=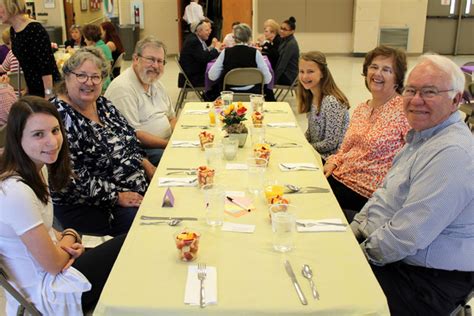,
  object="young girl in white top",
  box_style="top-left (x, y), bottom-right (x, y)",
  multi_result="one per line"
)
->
top-left (0, 96), bottom-right (125, 315)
